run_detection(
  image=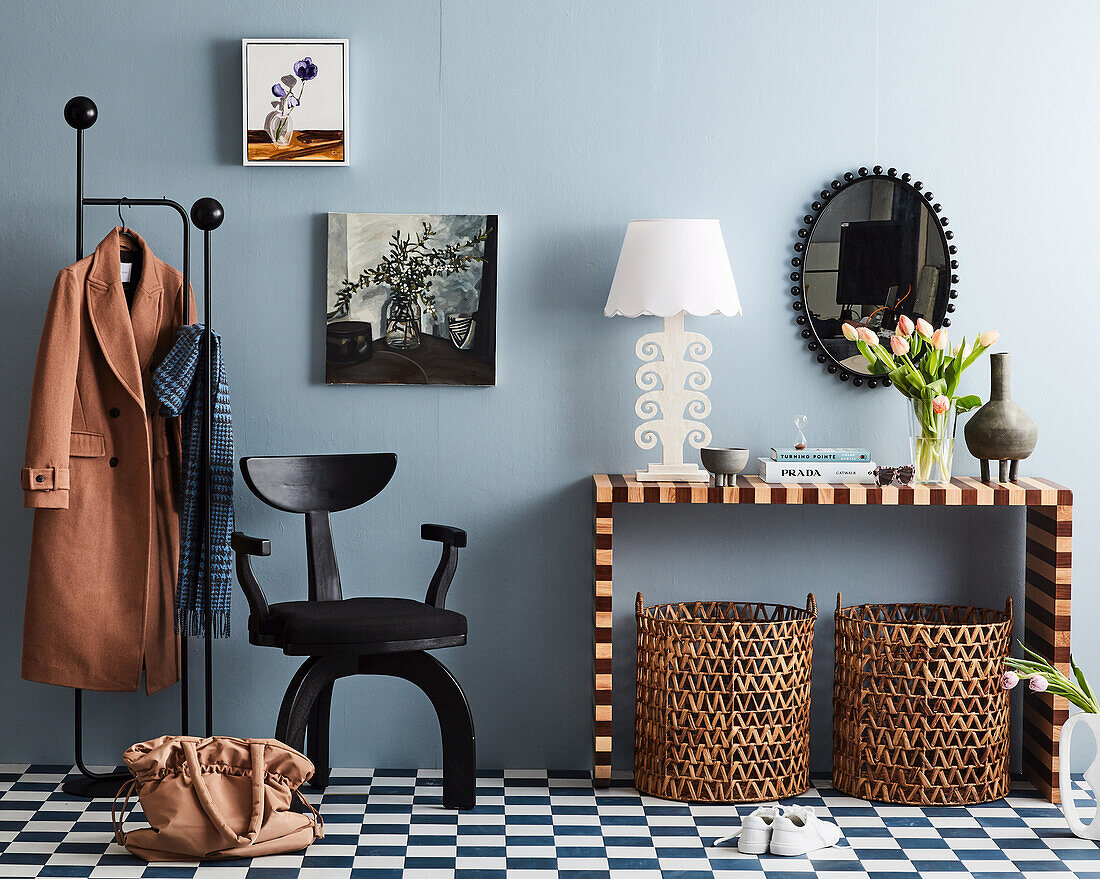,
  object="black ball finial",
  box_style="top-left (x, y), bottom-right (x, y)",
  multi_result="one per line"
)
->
top-left (191, 197), bottom-right (224, 231)
top-left (65, 96), bottom-right (98, 130)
